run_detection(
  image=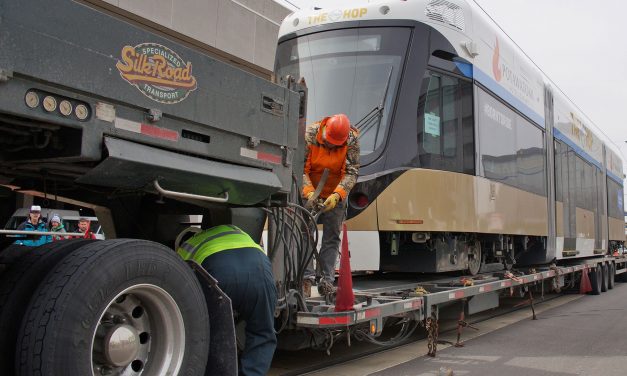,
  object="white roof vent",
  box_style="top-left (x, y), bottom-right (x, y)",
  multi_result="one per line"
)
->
top-left (425, 0), bottom-right (465, 31)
